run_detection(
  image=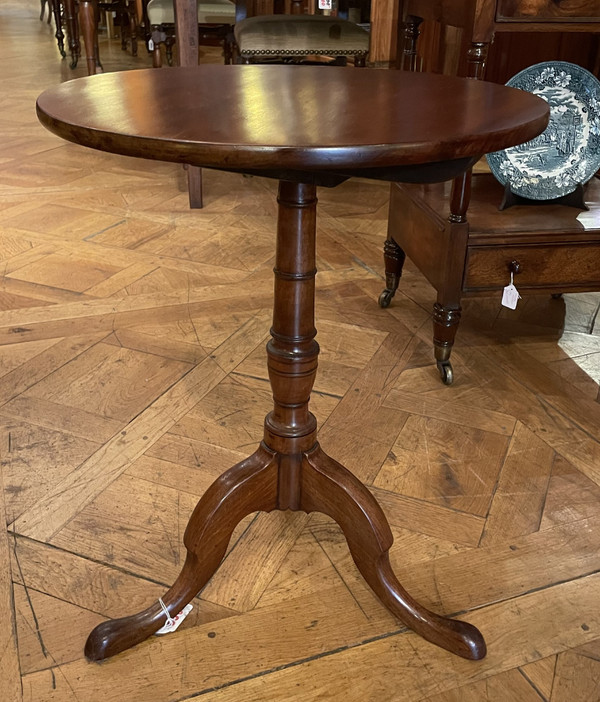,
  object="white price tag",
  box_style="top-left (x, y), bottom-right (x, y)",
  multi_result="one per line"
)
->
top-left (501, 283), bottom-right (521, 310)
top-left (318, 0), bottom-right (332, 8)
top-left (155, 603), bottom-right (193, 635)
